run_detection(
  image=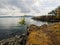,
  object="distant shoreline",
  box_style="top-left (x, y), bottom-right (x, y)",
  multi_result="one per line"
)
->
top-left (0, 16), bottom-right (33, 18)
top-left (32, 15), bottom-right (60, 22)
